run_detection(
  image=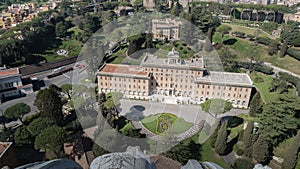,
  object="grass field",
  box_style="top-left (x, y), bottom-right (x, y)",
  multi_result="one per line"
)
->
top-left (222, 23), bottom-right (269, 37)
top-left (250, 72), bottom-right (296, 103)
top-left (35, 39), bottom-right (83, 62)
top-left (213, 32), bottom-right (300, 75)
top-left (141, 113), bottom-right (193, 135)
